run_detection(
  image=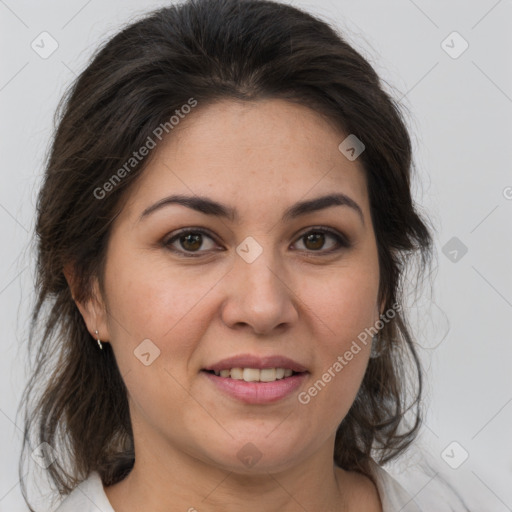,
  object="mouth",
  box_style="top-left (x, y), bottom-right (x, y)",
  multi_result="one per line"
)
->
top-left (202, 353), bottom-right (308, 376)
top-left (202, 367), bottom-right (305, 382)
top-left (200, 354), bottom-right (309, 404)
top-left (201, 369), bottom-right (308, 404)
